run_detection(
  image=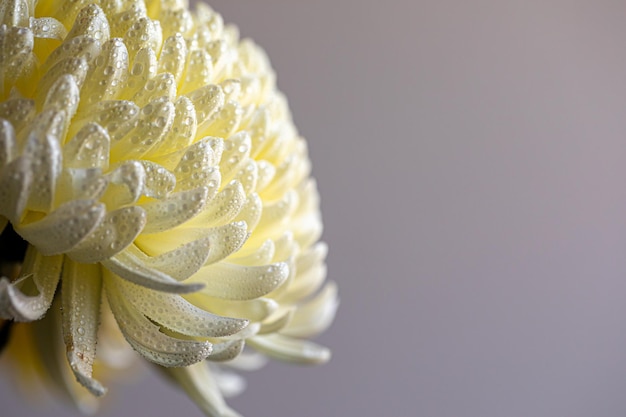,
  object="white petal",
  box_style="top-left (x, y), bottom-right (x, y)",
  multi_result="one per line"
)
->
top-left (22, 110), bottom-right (64, 213)
top-left (281, 282), bottom-right (339, 338)
top-left (105, 273), bottom-right (211, 367)
top-left (63, 123), bottom-right (110, 170)
top-left (158, 34), bottom-right (187, 84)
top-left (124, 46), bottom-right (157, 98)
top-left (80, 38), bottom-right (128, 106)
top-left (41, 36), bottom-right (101, 74)
top-left (255, 190), bottom-right (298, 234)
top-left (66, 206), bottom-right (146, 263)
top-left (136, 222), bottom-right (248, 264)
top-left (31, 301), bottom-right (100, 415)
top-left (254, 159), bottom-right (275, 193)
top-left (184, 294), bottom-right (278, 322)
top-left (207, 339), bottom-right (245, 362)
top-left (110, 97), bottom-right (175, 160)
top-left (225, 350), bottom-right (268, 372)
top-left (42, 74), bottom-right (80, 123)
top-left (218, 132), bottom-right (250, 183)
top-left (29, 16), bottom-right (67, 40)
top-left (231, 159), bottom-right (258, 195)
top-left (277, 242), bottom-right (328, 303)
top-left (191, 262), bottom-right (288, 301)
top-left (209, 366), bottom-right (247, 398)
top-left (61, 259), bottom-right (107, 396)
top-left (186, 84), bottom-right (224, 126)
top-left (180, 50), bottom-right (213, 94)
top-left (229, 239), bottom-right (274, 266)
top-left (232, 193), bottom-right (262, 232)
top-left (102, 250), bottom-right (204, 294)
top-left (249, 334), bottom-right (330, 365)
top-left (0, 246), bottom-right (62, 321)
top-left (187, 180), bottom-right (246, 227)
top-left (16, 200), bottom-right (106, 256)
top-left (65, 4), bottom-right (110, 44)
top-left (129, 239), bottom-right (212, 281)
top-left (0, 98), bottom-right (35, 134)
top-left (148, 95), bottom-right (197, 157)
top-left (161, 362), bottom-right (243, 417)
top-left (0, 156), bottom-right (32, 223)
top-left (36, 58), bottom-right (89, 104)
top-left (70, 100), bottom-right (139, 143)
top-left (137, 160), bottom-right (176, 199)
top-left (101, 160), bottom-right (146, 208)
top-left (140, 187), bottom-right (208, 234)
top-left (132, 72), bottom-right (176, 107)
top-left (114, 277), bottom-right (248, 338)
top-left (172, 137), bottom-right (221, 192)
top-left (258, 309), bottom-right (294, 335)
top-left (202, 100), bottom-right (243, 139)
top-left (55, 168), bottom-right (108, 204)
top-left (0, 118), bottom-right (17, 167)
